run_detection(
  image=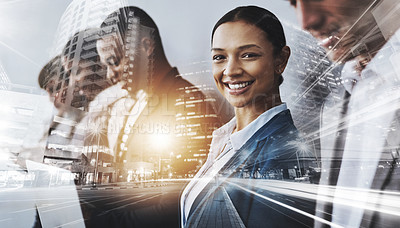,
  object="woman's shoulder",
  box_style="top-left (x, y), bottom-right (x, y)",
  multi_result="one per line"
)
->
top-left (250, 109), bottom-right (298, 139)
